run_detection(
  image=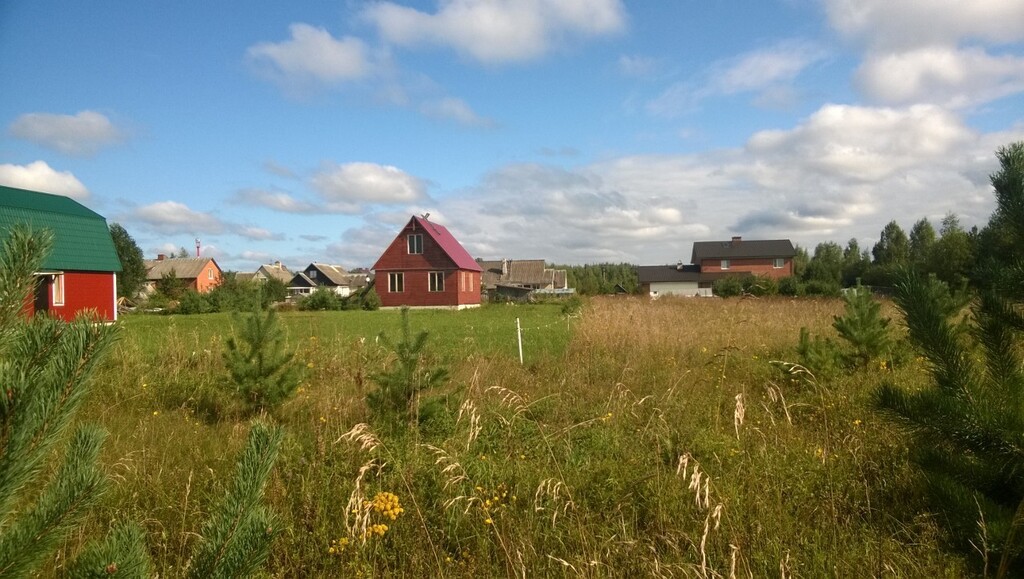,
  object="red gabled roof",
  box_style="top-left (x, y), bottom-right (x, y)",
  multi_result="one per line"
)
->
top-left (373, 216), bottom-right (482, 272)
